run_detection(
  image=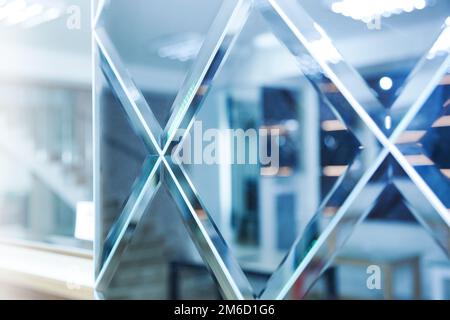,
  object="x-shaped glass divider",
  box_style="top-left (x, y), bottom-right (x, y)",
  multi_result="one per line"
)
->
top-left (93, 0), bottom-right (450, 299)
